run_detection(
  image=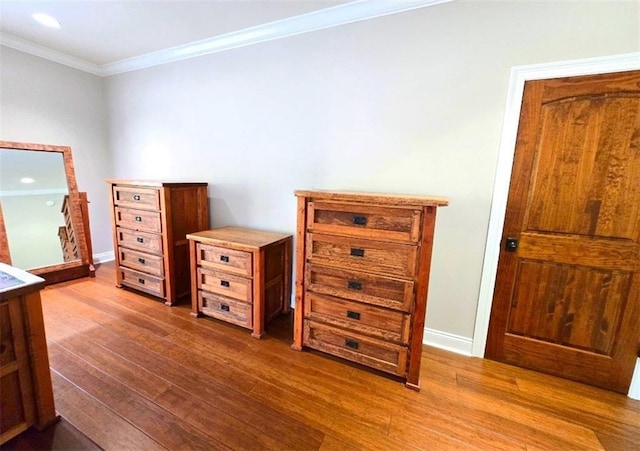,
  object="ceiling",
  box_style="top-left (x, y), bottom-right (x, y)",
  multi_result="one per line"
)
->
top-left (0, 0), bottom-right (451, 76)
top-left (0, 1), bottom-right (349, 65)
